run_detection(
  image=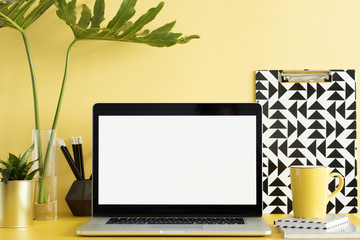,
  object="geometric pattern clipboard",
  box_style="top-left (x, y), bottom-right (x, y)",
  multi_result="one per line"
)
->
top-left (256, 70), bottom-right (357, 214)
